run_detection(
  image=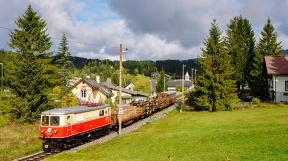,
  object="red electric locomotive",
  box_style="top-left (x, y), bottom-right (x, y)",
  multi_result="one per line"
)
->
top-left (40, 105), bottom-right (112, 152)
top-left (40, 92), bottom-right (177, 152)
